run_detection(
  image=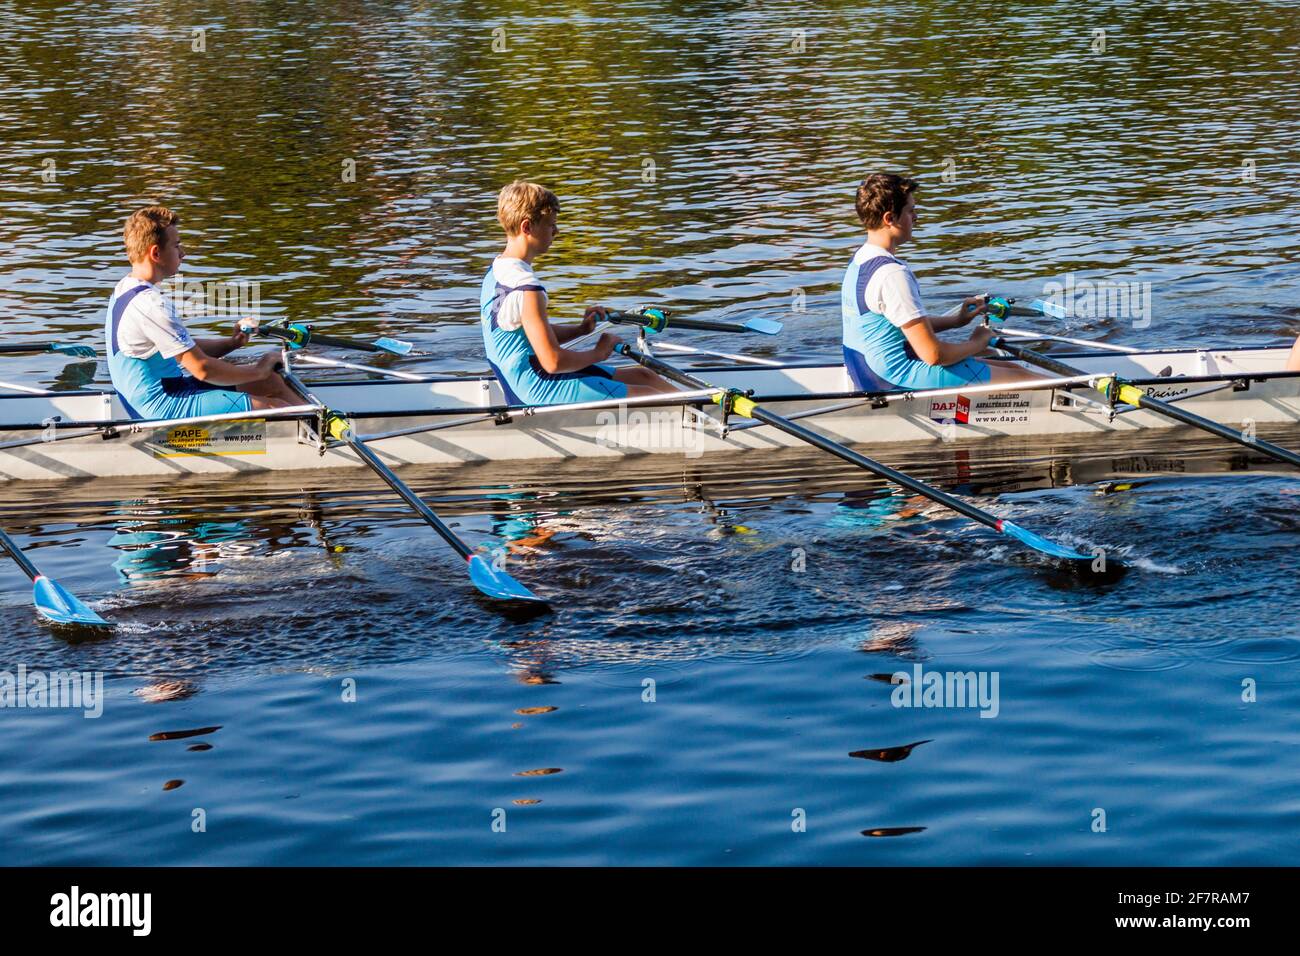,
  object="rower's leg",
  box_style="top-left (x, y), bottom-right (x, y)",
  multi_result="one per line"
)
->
top-left (613, 366), bottom-right (678, 394)
top-left (239, 374), bottom-right (301, 406)
top-left (984, 360), bottom-right (1050, 384)
top-left (1288, 337), bottom-right (1300, 371)
top-left (247, 394), bottom-right (292, 410)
